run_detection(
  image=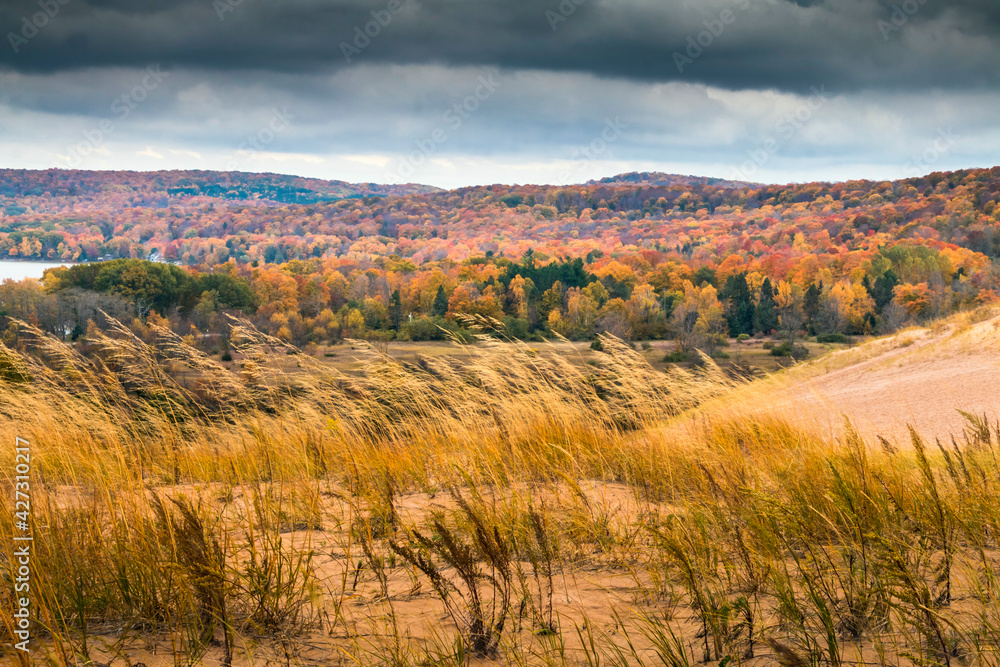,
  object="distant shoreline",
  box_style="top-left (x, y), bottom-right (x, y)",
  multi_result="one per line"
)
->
top-left (0, 259), bottom-right (75, 263)
top-left (0, 260), bottom-right (78, 282)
